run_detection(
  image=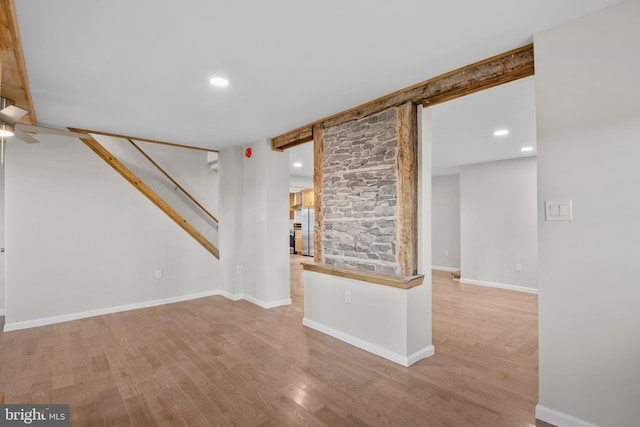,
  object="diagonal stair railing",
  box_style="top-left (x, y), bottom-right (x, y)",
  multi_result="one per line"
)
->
top-left (128, 138), bottom-right (219, 225)
top-left (70, 129), bottom-right (220, 259)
